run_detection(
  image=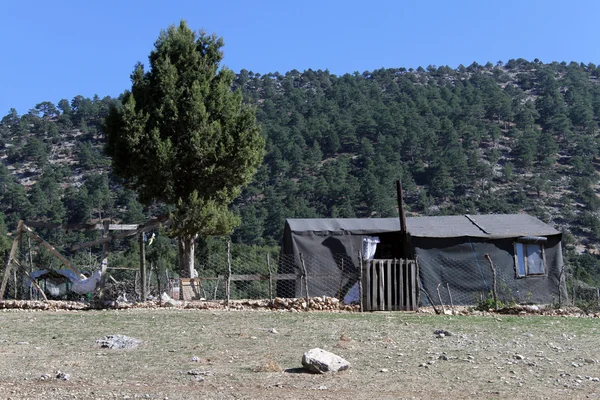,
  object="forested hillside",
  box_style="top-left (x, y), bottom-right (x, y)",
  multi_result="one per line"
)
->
top-left (2, 58), bottom-right (600, 285)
